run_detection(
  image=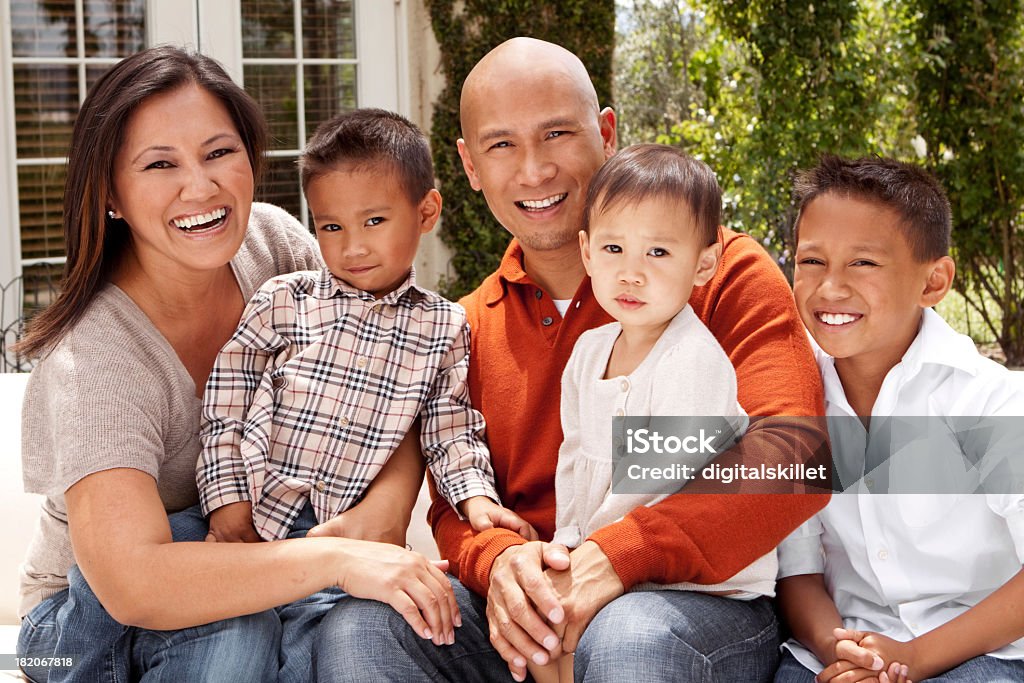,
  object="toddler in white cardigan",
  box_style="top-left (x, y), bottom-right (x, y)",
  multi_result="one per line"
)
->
top-left (533, 144), bottom-right (777, 683)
